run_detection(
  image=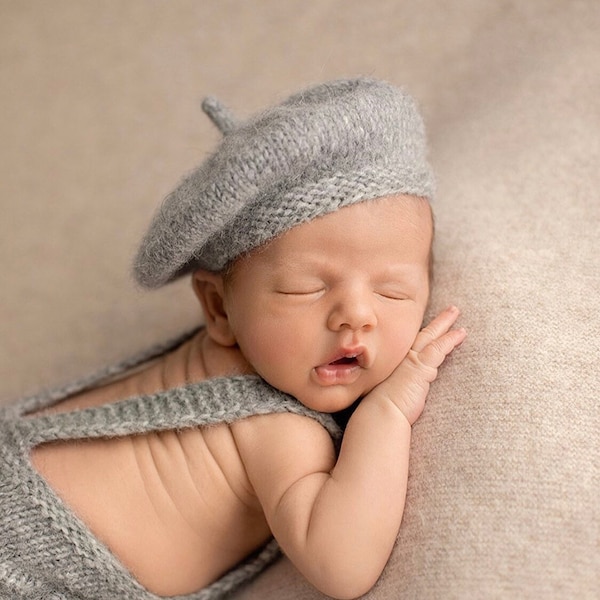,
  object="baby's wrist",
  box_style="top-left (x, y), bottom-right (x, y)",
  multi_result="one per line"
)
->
top-left (362, 390), bottom-right (416, 428)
